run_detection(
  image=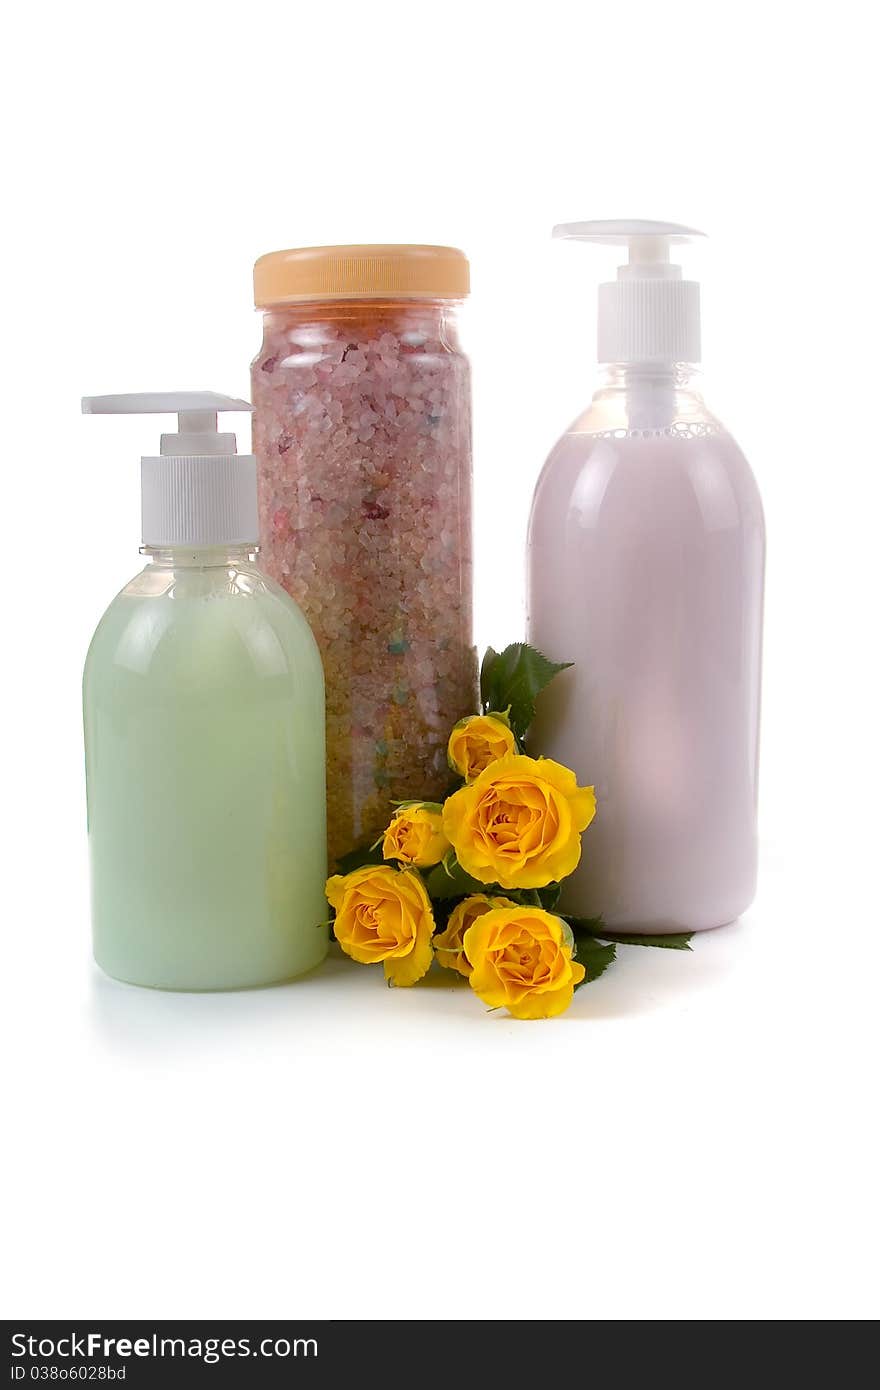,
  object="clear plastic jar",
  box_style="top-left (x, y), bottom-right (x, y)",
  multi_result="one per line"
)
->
top-left (252, 246), bottom-right (476, 866)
